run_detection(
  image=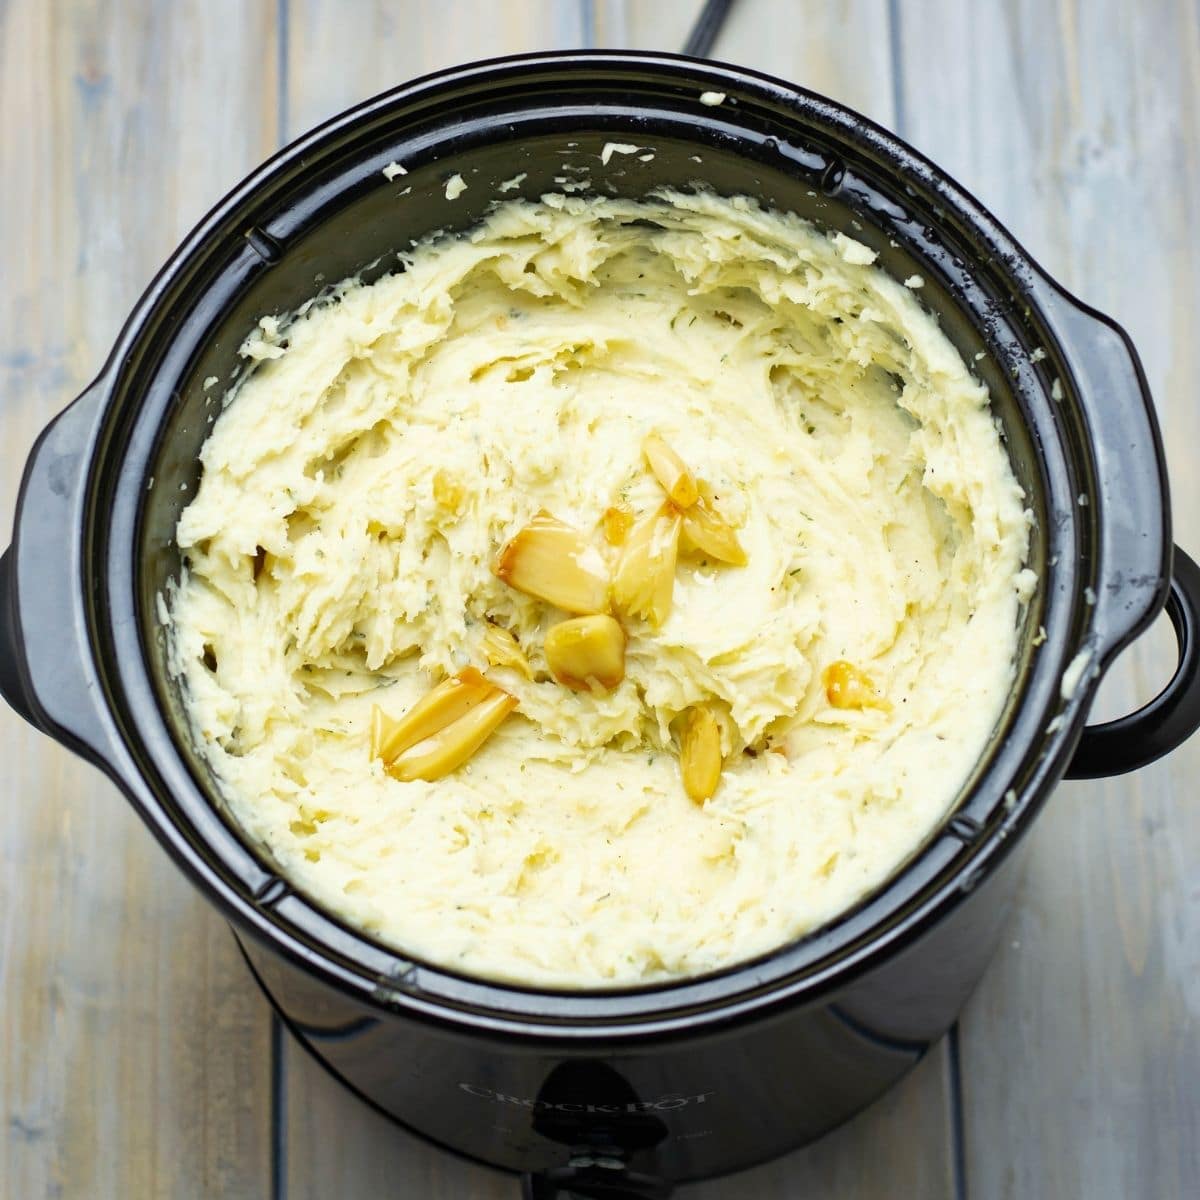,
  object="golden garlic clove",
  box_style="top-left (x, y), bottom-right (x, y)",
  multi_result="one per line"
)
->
top-left (387, 687), bottom-right (519, 782)
top-left (680, 704), bottom-right (723, 803)
top-left (822, 660), bottom-right (892, 711)
top-left (482, 621), bottom-right (533, 679)
top-left (372, 667), bottom-right (497, 764)
top-left (643, 433), bottom-right (699, 509)
top-left (679, 492), bottom-right (747, 566)
top-left (544, 614), bottom-right (627, 692)
top-left (612, 504), bottom-right (681, 627)
top-left (494, 510), bottom-right (610, 614)
top-left (369, 703), bottom-right (390, 761)
top-left (601, 504), bottom-right (634, 546)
